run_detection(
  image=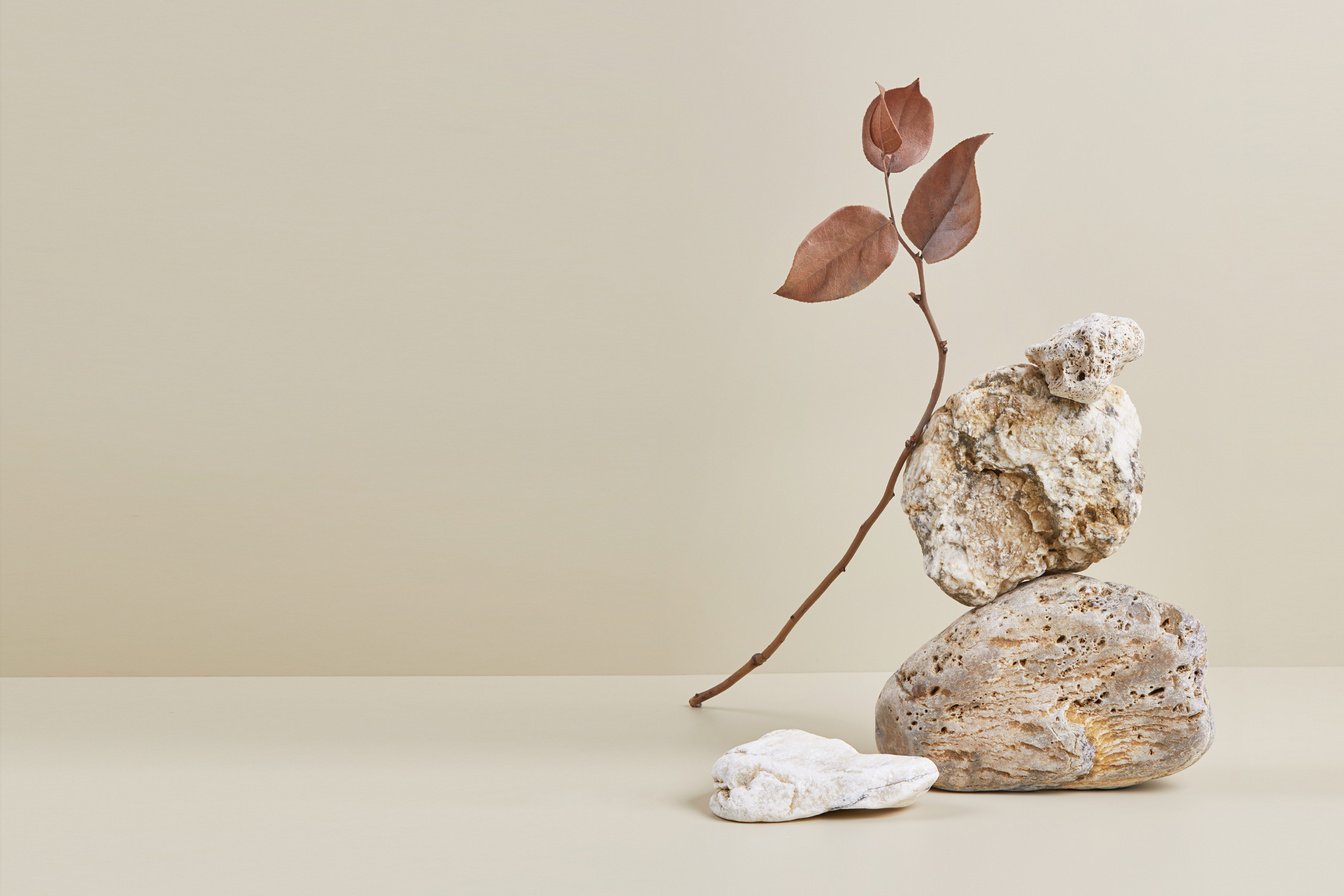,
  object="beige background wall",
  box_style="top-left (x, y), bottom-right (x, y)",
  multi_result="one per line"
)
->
top-left (2, 1), bottom-right (1341, 676)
